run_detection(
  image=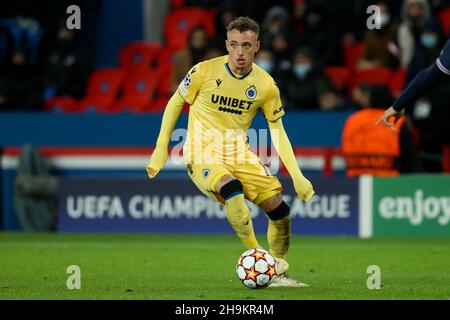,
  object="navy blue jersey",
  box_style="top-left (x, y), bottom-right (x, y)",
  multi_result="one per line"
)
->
top-left (436, 38), bottom-right (450, 75)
